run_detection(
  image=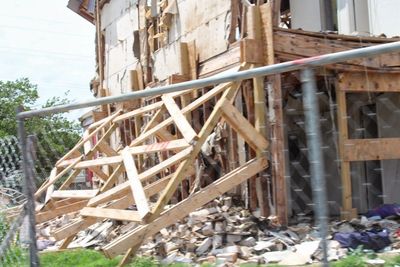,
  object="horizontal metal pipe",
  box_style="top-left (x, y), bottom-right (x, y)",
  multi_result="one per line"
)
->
top-left (18, 41), bottom-right (400, 119)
